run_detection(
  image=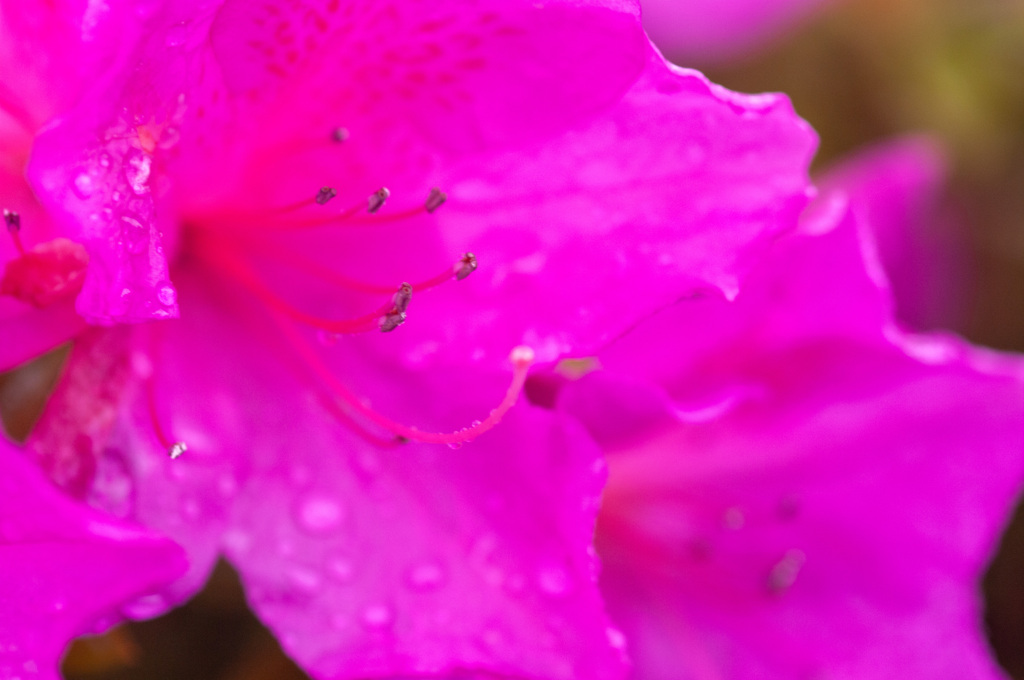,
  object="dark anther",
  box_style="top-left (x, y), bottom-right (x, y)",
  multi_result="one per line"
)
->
top-left (367, 187), bottom-right (390, 213)
top-left (3, 209), bottom-right (21, 232)
top-left (392, 282), bottom-right (413, 314)
top-left (315, 187), bottom-right (338, 205)
top-left (455, 252), bottom-right (478, 281)
top-left (331, 127), bottom-right (350, 143)
top-left (424, 187), bottom-right (447, 213)
top-left (379, 310), bottom-right (406, 333)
